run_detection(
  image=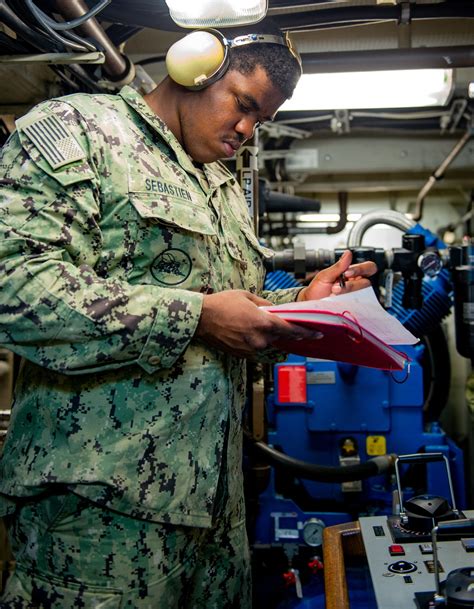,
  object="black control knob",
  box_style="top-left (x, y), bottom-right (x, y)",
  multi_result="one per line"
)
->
top-left (388, 561), bottom-right (417, 574)
top-left (404, 494), bottom-right (456, 533)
